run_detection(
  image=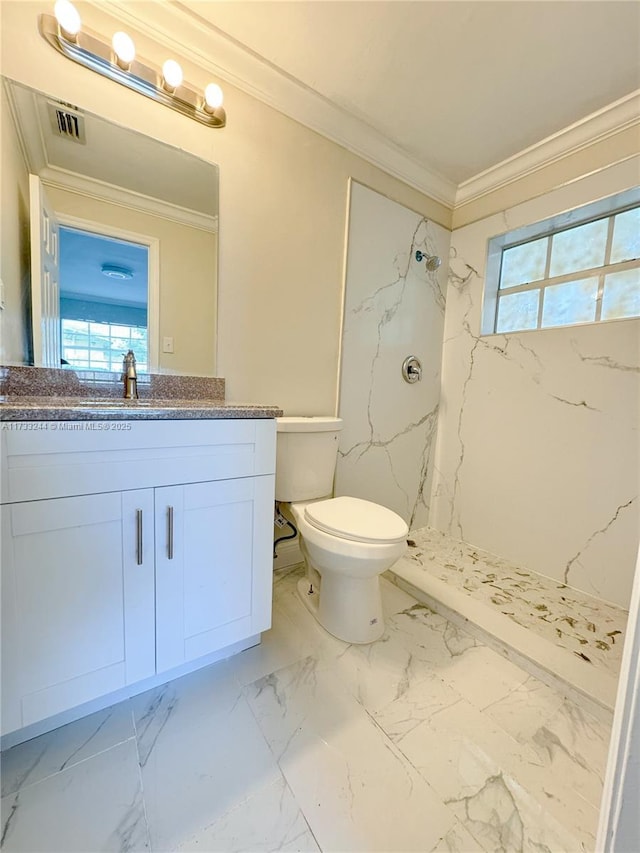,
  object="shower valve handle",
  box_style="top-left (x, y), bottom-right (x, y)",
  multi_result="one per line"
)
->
top-left (402, 356), bottom-right (422, 383)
